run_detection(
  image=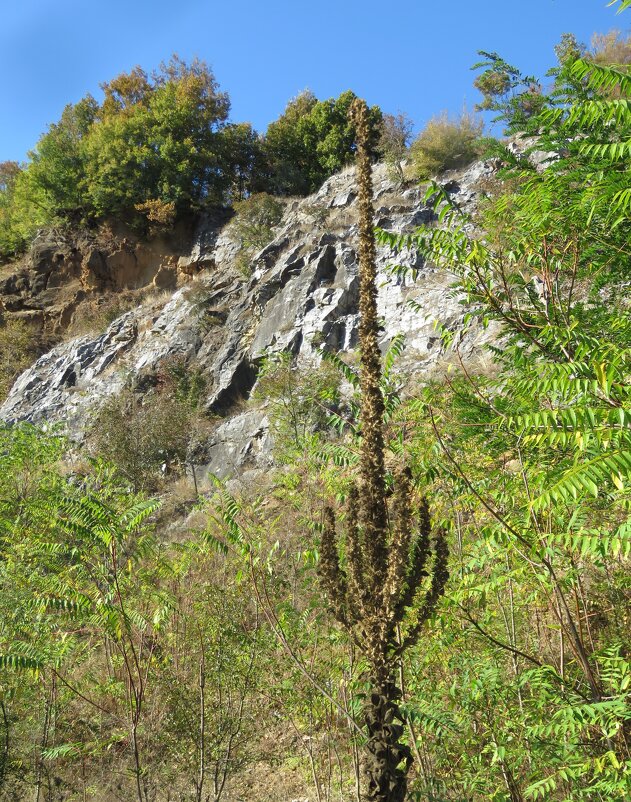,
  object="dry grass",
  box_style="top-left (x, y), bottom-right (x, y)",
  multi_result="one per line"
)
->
top-left (410, 110), bottom-right (484, 179)
top-left (66, 284), bottom-right (176, 339)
